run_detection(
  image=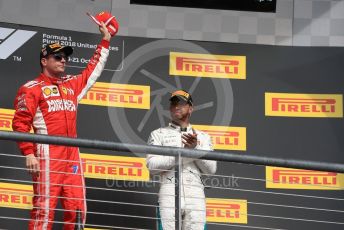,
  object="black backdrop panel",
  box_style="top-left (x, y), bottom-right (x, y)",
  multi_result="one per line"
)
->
top-left (130, 0), bottom-right (277, 13)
